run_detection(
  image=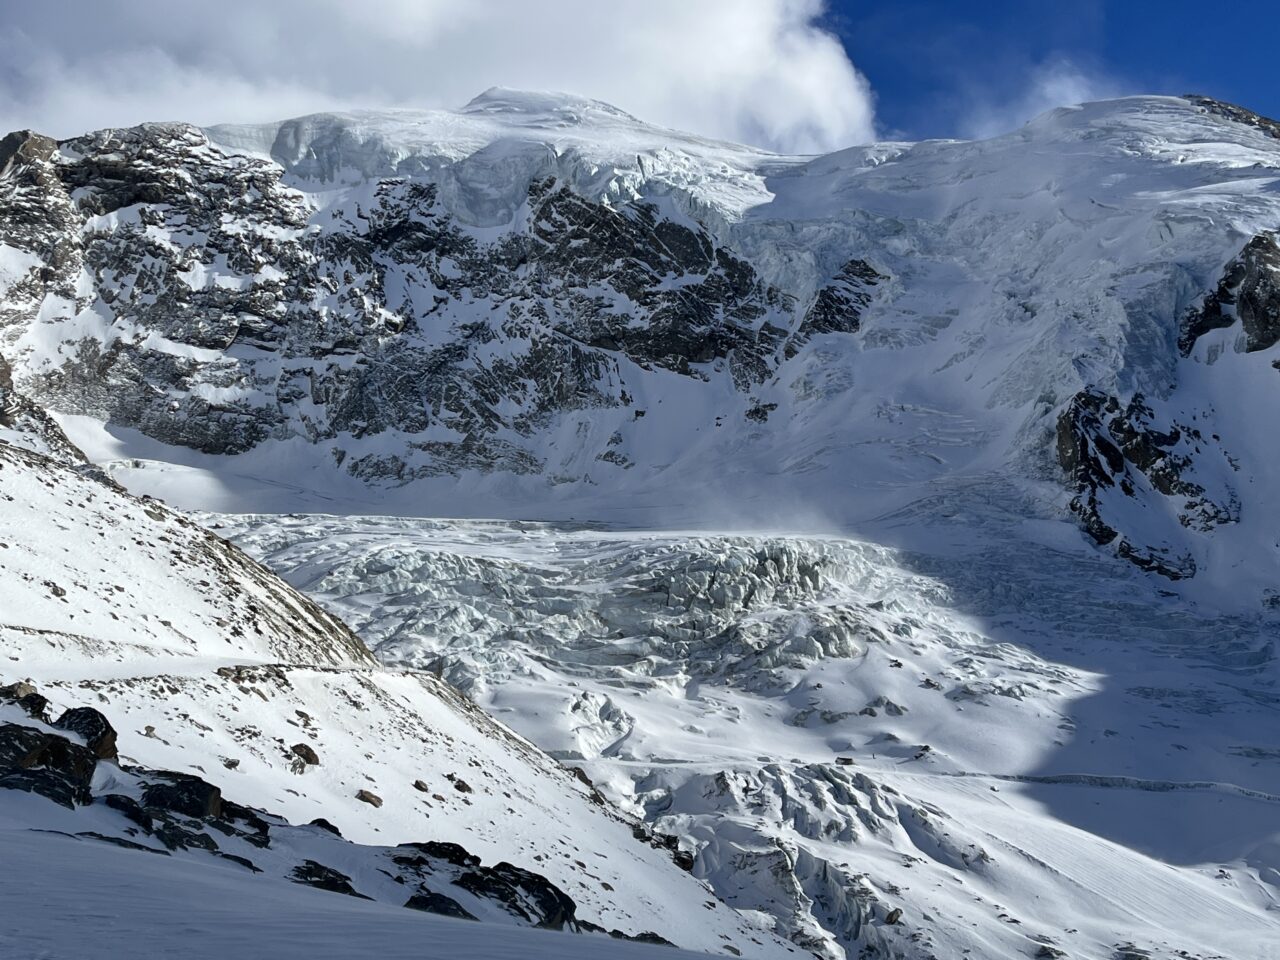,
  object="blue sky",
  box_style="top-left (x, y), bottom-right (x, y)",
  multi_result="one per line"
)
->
top-left (824, 0), bottom-right (1280, 140)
